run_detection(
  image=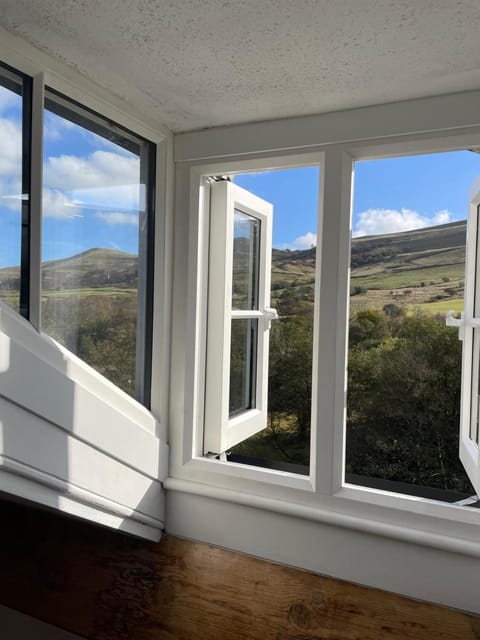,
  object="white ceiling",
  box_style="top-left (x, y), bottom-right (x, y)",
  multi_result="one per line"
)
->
top-left (1, 0), bottom-right (480, 133)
